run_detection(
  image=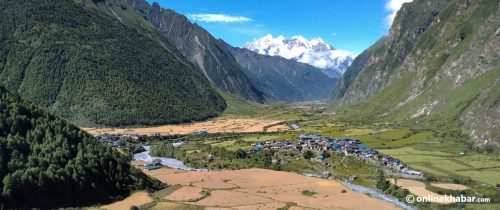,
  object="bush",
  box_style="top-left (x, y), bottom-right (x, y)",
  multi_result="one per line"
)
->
top-left (234, 149), bottom-right (247, 159)
top-left (303, 150), bottom-right (315, 160)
